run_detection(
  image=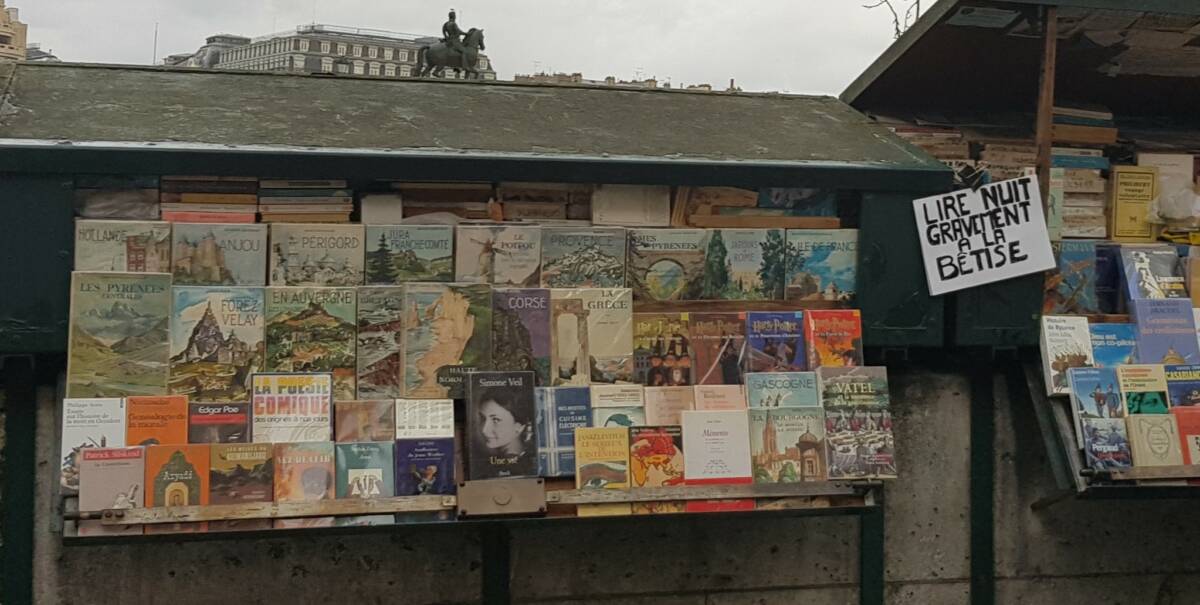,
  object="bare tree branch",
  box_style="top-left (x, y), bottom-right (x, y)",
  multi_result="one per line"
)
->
top-left (863, 0), bottom-right (923, 38)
